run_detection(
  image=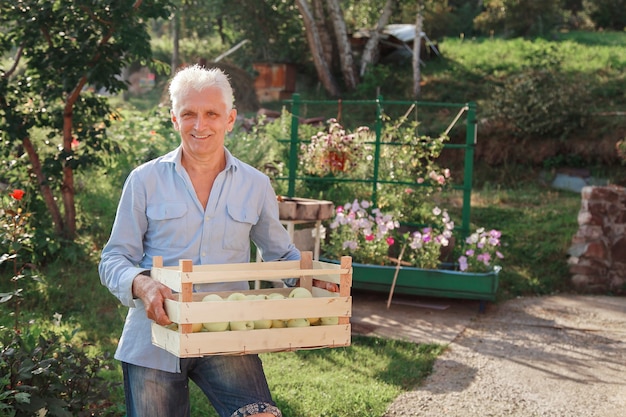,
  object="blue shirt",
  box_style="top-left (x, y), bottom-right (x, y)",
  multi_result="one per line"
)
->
top-left (99, 146), bottom-right (300, 372)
